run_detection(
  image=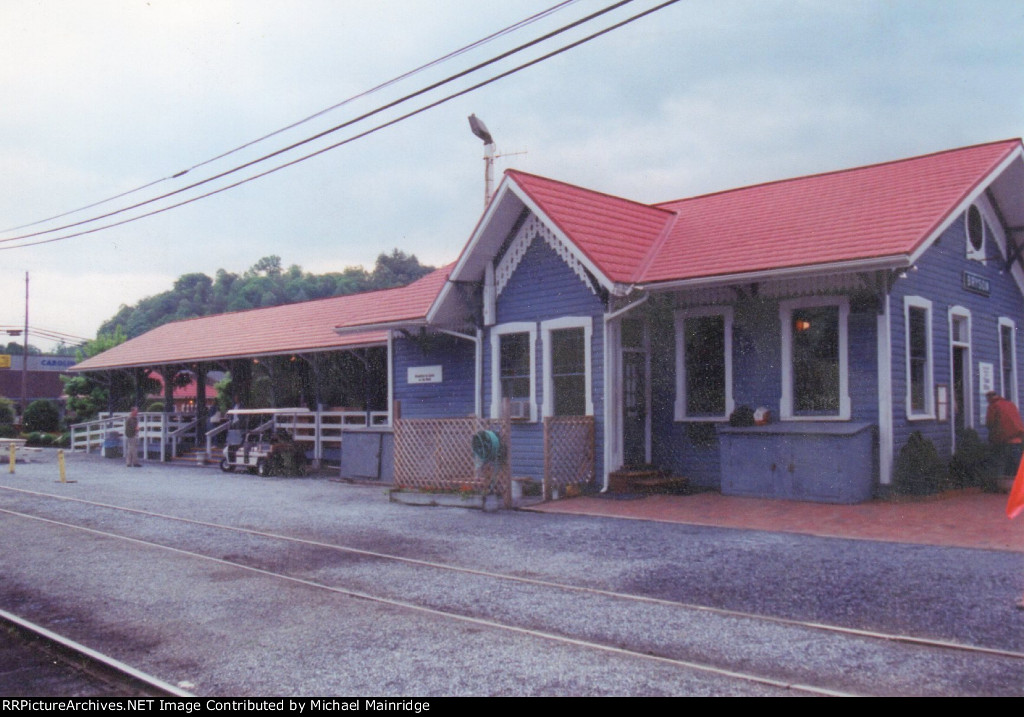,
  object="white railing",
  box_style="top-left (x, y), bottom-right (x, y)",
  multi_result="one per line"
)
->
top-left (70, 414), bottom-right (125, 454)
top-left (74, 408), bottom-right (393, 467)
top-left (71, 412), bottom-right (199, 462)
top-left (205, 409), bottom-right (391, 467)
